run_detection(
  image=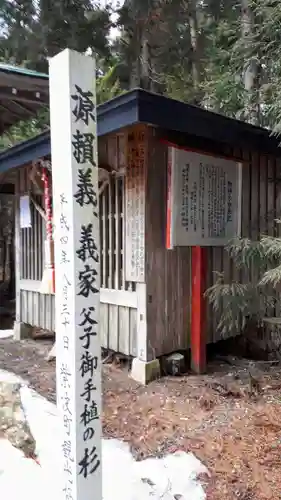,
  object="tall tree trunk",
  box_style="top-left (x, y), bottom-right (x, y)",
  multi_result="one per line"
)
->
top-left (130, 20), bottom-right (142, 88)
top-left (241, 0), bottom-right (260, 125)
top-left (186, 0), bottom-right (202, 104)
top-left (140, 37), bottom-right (151, 90)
